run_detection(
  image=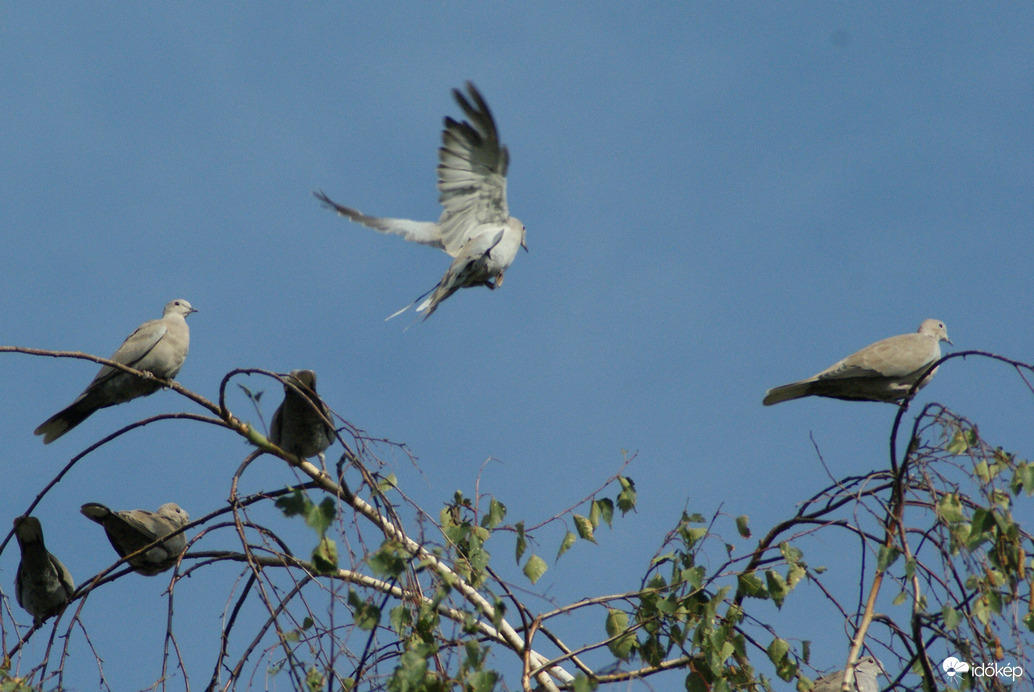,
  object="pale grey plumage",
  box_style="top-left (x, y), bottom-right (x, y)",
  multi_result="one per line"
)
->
top-left (316, 82), bottom-right (526, 319)
top-left (764, 319), bottom-right (951, 406)
top-left (14, 516), bottom-right (75, 625)
top-left (35, 299), bottom-right (197, 443)
top-left (269, 369), bottom-right (334, 460)
top-left (812, 656), bottom-right (882, 692)
top-left (80, 502), bottom-right (189, 576)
